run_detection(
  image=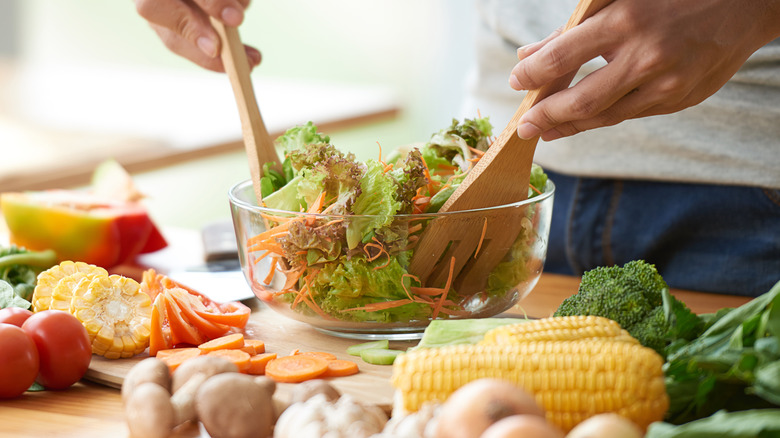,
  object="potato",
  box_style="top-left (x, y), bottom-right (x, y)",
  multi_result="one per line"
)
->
top-left (565, 414), bottom-right (643, 438)
top-left (480, 415), bottom-right (565, 438)
top-left (434, 379), bottom-right (545, 438)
